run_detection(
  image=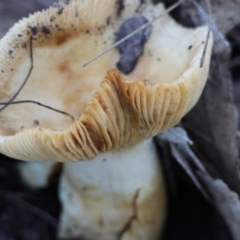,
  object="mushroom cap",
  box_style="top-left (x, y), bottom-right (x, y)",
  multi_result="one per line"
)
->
top-left (0, 0), bottom-right (213, 161)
